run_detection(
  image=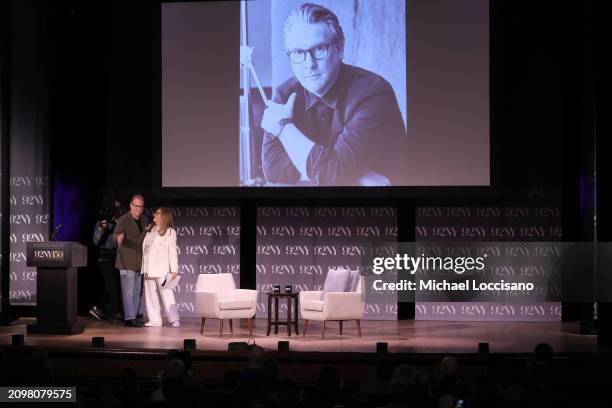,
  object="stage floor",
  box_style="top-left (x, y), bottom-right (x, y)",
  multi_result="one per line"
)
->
top-left (0, 317), bottom-right (602, 354)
